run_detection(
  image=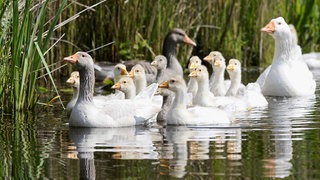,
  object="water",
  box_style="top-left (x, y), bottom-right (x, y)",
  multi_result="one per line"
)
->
top-left (1, 68), bottom-right (320, 179)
